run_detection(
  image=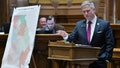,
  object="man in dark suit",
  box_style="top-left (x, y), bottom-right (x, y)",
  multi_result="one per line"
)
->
top-left (46, 16), bottom-right (65, 34)
top-left (36, 17), bottom-right (47, 34)
top-left (57, 1), bottom-right (114, 68)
